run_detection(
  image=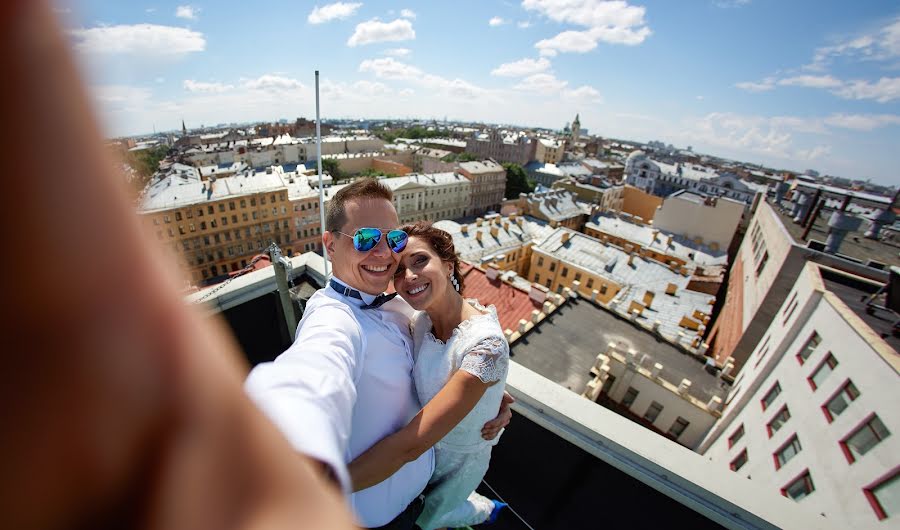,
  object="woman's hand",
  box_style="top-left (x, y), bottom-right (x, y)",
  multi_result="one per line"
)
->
top-left (481, 391), bottom-right (515, 440)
